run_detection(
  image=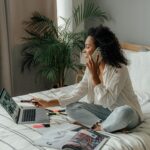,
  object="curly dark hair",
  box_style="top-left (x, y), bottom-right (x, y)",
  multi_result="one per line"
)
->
top-left (87, 25), bottom-right (128, 68)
